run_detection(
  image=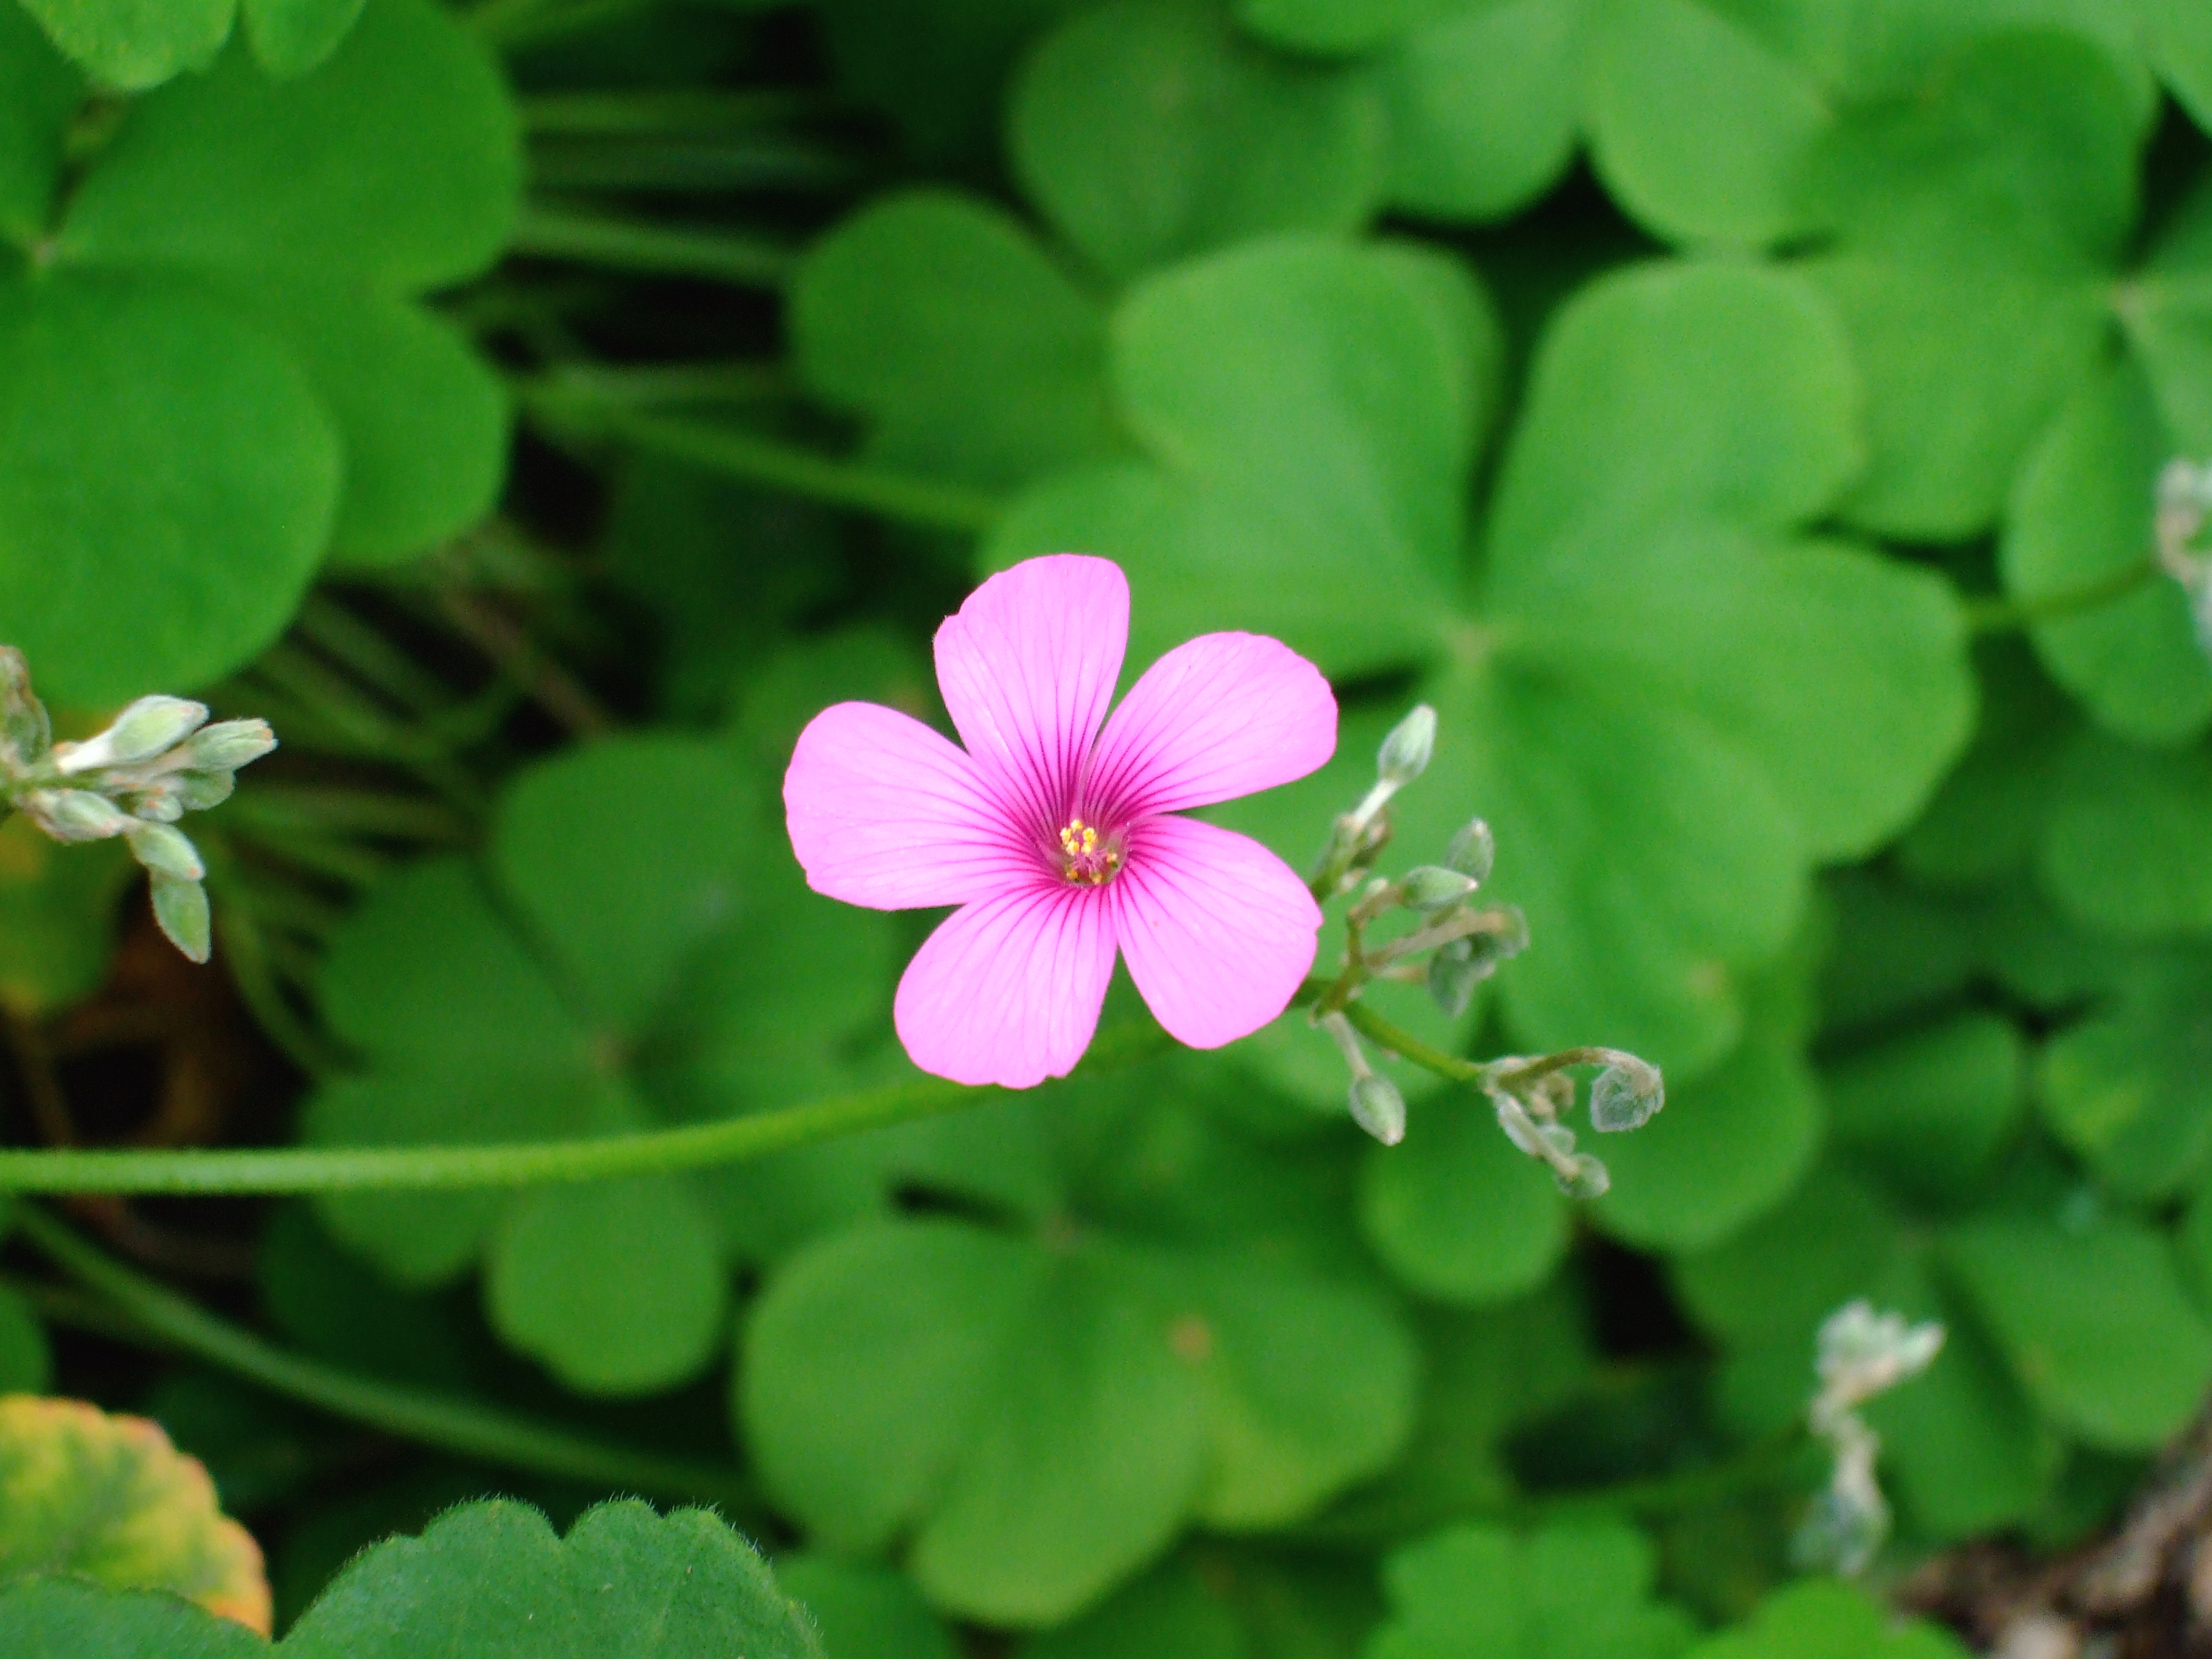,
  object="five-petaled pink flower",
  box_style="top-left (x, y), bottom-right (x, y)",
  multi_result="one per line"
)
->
top-left (784, 555), bottom-right (1337, 1088)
